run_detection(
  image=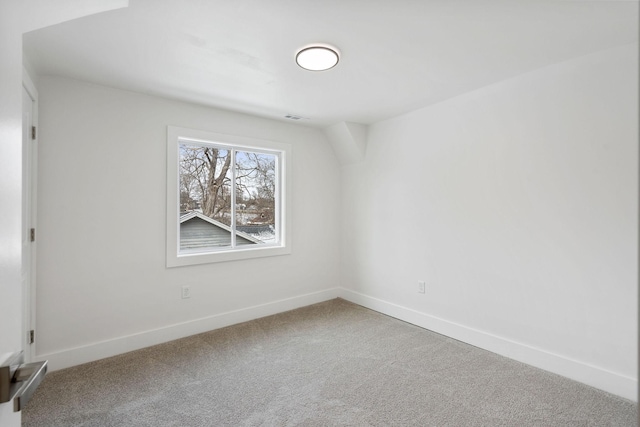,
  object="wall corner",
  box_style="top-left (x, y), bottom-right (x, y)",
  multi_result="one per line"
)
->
top-left (323, 121), bottom-right (368, 165)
